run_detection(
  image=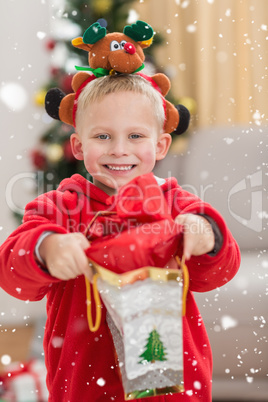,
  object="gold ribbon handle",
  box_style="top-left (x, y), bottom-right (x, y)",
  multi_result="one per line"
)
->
top-left (175, 255), bottom-right (189, 316)
top-left (85, 273), bottom-right (102, 332)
